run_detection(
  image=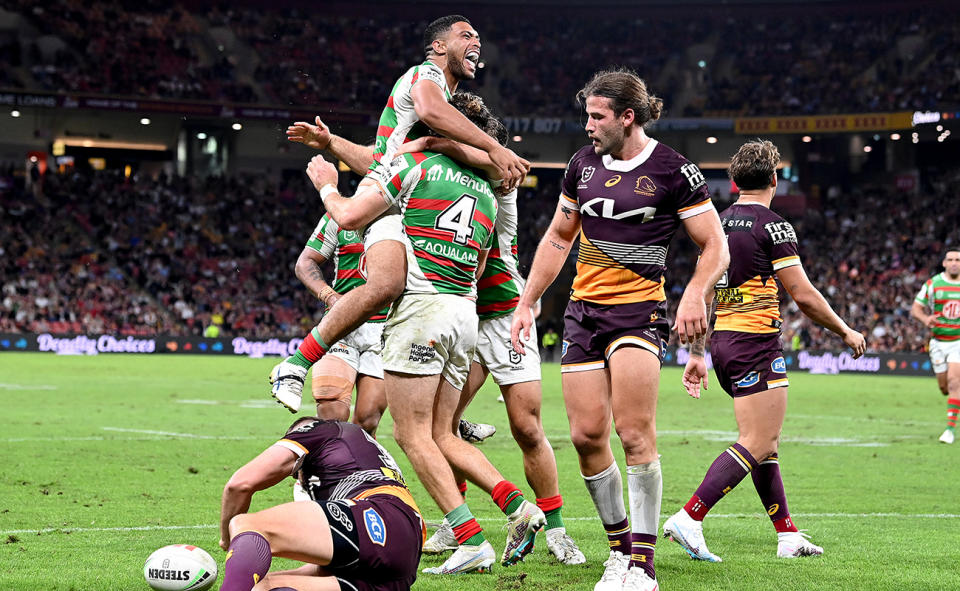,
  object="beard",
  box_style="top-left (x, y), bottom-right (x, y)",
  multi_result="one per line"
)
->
top-left (449, 56), bottom-right (475, 81)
